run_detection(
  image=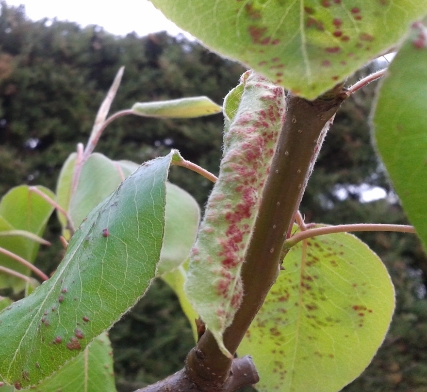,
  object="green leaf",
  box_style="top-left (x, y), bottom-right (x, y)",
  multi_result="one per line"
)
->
top-left (69, 153), bottom-right (128, 228)
top-left (372, 21), bottom-right (427, 252)
top-left (0, 297), bottom-right (12, 312)
top-left (151, 0), bottom-right (427, 99)
top-left (0, 186), bottom-right (54, 262)
top-left (157, 183), bottom-right (200, 276)
top-left (0, 186), bottom-right (54, 292)
top-left (21, 333), bottom-right (116, 392)
top-left (0, 152), bottom-right (177, 388)
top-left (239, 230), bottom-right (395, 392)
top-left (56, 153), bottom-right (77, 237)
top-left (132, 96), bottom-right (222, 118)
top-left (162, 265), bottom-right (199, 341)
